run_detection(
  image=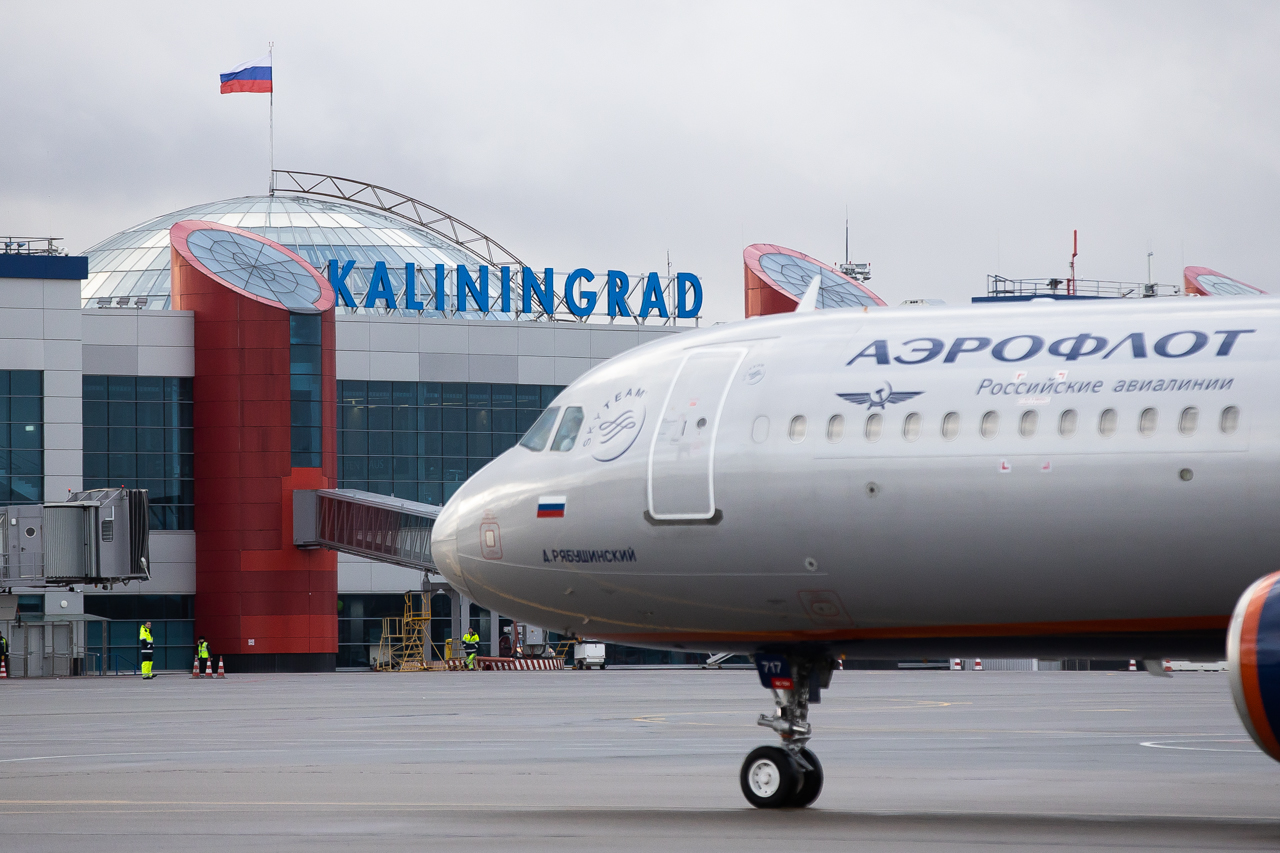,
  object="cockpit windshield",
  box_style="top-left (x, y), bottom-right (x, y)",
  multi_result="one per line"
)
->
top-left (550, 407), bottom-right (584, 452)
top-left (519, 406), bottom-right (560, 451)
